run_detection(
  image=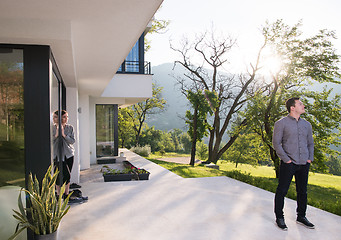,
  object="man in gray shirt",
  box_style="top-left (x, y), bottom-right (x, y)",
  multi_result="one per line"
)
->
top-left (272, 97), bottom-right (315, 230)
